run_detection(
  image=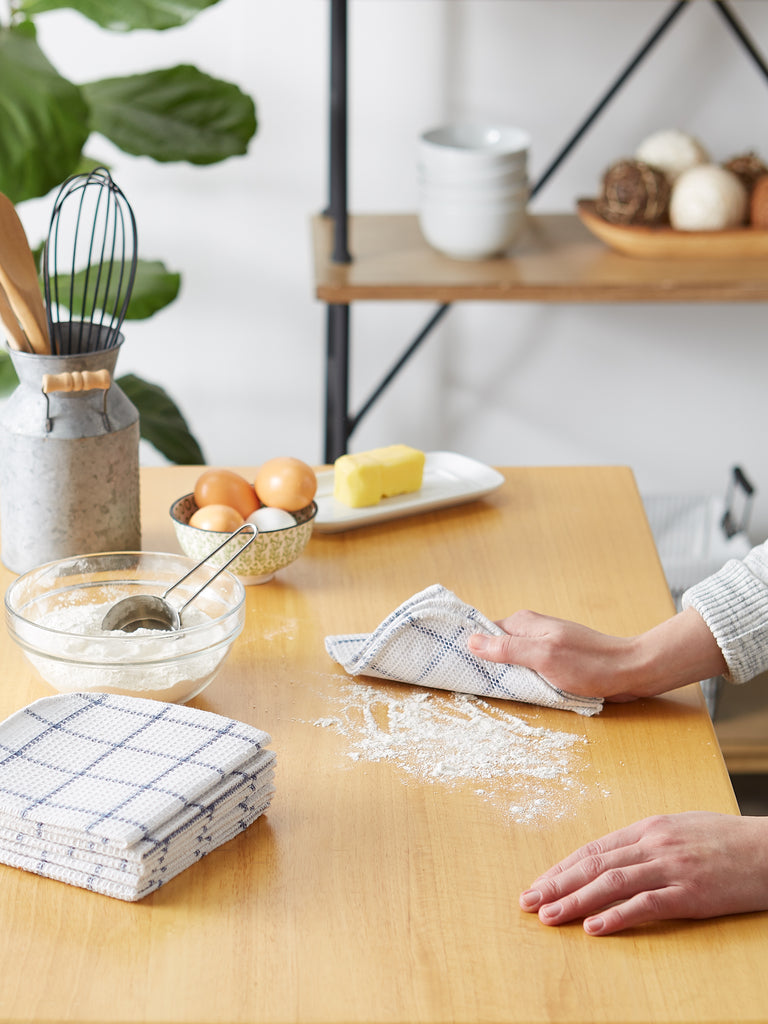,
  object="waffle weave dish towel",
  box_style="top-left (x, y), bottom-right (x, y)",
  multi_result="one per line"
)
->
top-left (325, 583), bottom-right (603, 716)
top-left (0, 691), bottom-right (275, 900)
